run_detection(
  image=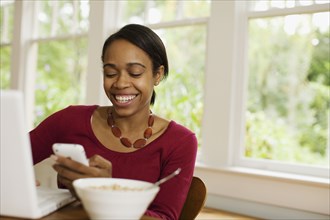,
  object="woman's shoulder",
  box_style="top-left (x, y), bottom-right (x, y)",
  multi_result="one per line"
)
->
top-left (54, 105), bottom-right (99, 116)
top-left (167, 120), bottom-right (195, 136)
top-left (63, 104), bottom-right (99, 112)
top-left (40, 105), bottom-right (99, 125)
top-left (154, 119), bottom-right (198, 156)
